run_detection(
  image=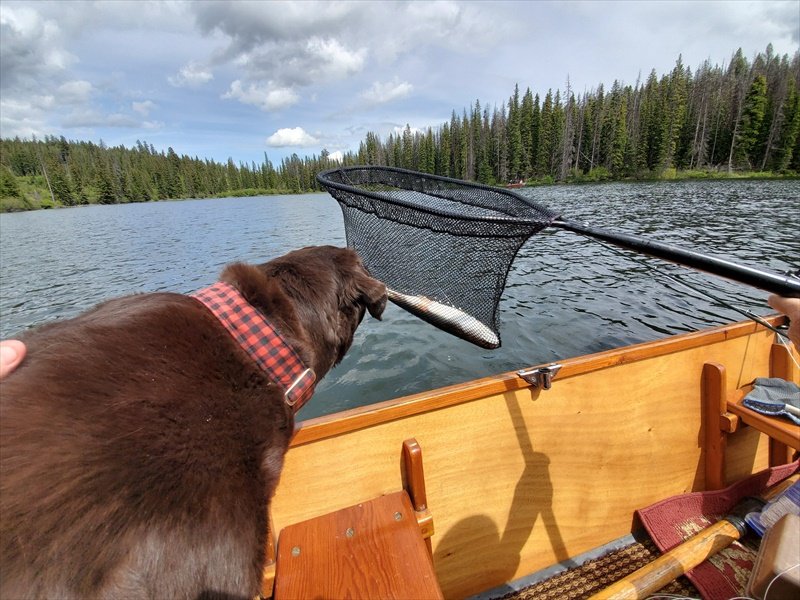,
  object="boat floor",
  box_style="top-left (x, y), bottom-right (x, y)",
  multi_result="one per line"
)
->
top-left (469, 530), bottom-right (698, 600)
